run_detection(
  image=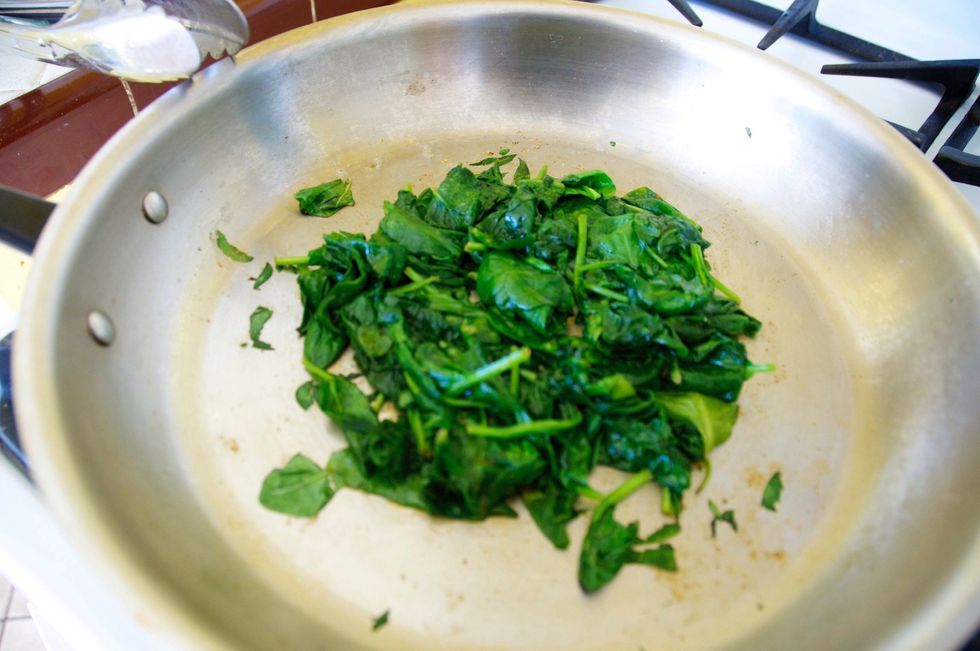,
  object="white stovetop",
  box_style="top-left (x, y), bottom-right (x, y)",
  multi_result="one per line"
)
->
top-left (0, 0), bottom-right (978, 649)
